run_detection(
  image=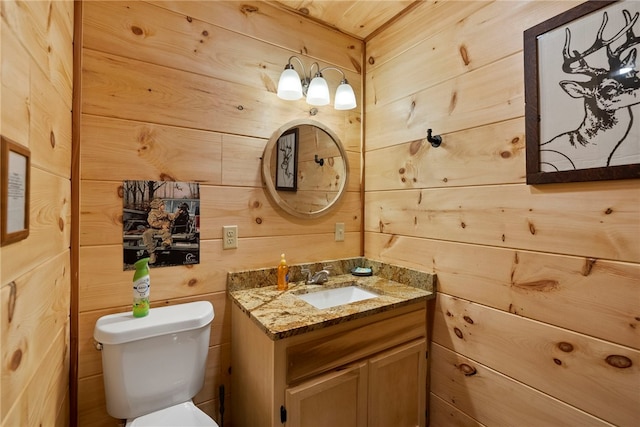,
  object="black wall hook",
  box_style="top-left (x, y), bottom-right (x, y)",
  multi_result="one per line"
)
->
top-left (314, 155), bottom-right (324, 166)
top-left (427, 129), bottom-right (442, 148)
